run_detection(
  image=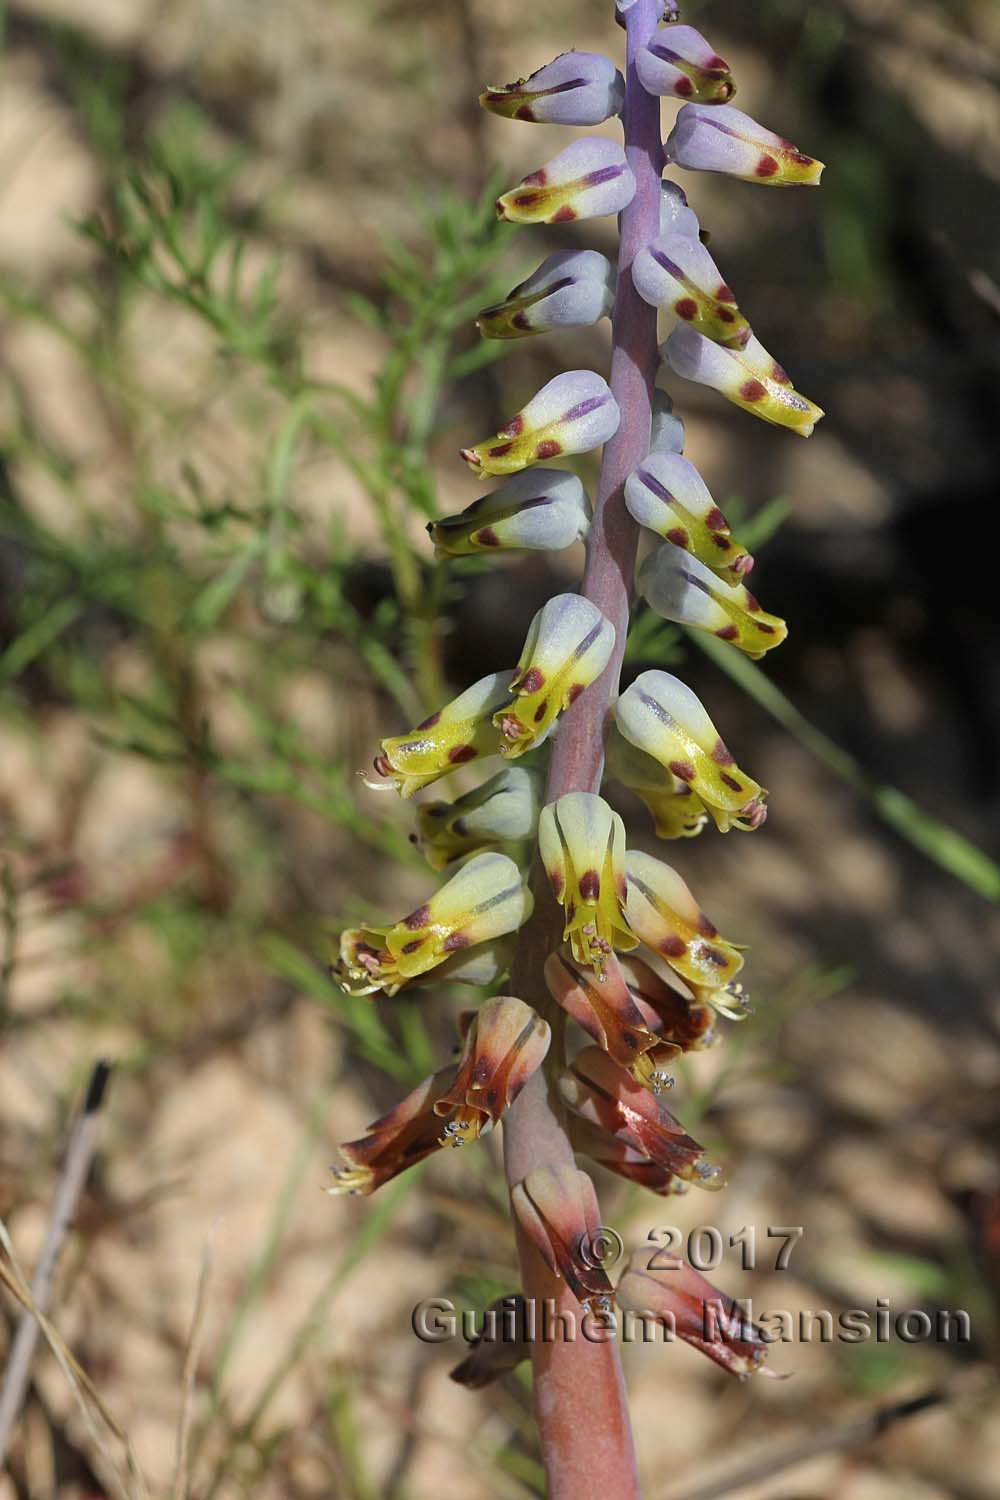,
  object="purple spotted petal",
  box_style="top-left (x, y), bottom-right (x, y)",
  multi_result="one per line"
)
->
top-left (636, 24), bottom-right (735, 103)
top-left (477, 249), bottom-right (615, 339)
top-left (666, 103), bottom-right (824, 186)
top-left (633, 232), bottom-right (751, 349)
top-left (481, 51), bottom-right (625, 125)
top-left (663, 323), bottom-right (824, 436)
top-left (497, 138), bottom-right (636, 225)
